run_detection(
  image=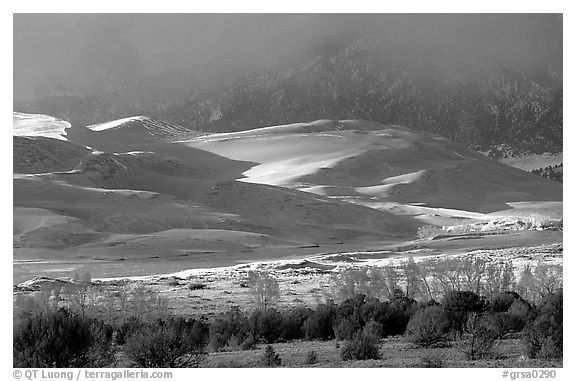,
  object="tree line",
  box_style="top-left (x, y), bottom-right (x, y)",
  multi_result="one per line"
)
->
top-left (530, 163), bottom-right (562, 183)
